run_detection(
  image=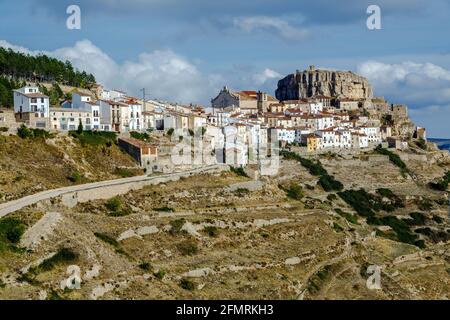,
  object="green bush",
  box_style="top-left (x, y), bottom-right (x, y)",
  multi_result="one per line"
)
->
top-left (70, 130), bottom-right (117, 147)
top-left (429, 172), bottom-right (450, 191)
top-left (169, 219), bottom-right (186, 235)
top-left (0, 217), bottom-right (25, 250)
top-left (180, 278), bottom-right (195, 291)
top-left (19, 248), bottom-right (78, 283)
top-left (286, 183), bottom-right (304, 200)
top-left (138, 262), bottom-right (152, 272)
top-left (167, 128), bottom-right (174, 136)
top-left (335, 208), bottom-right (358, 224)
top-left (0, 127), bottom-right (8, 132)
top-left (67, 171), bottom-right (83, 183)
top-left (105, 197), bottom-right (122, 212)
top-left (177, 240), bottom-right (198, 256)
top-left (234, 188), bottom-right (250, 197)
top-left (204, 226), bottom-right (219, 237)
top-left (130, 131), bottom-right (150, 141)
top-left (408, 212), bottom-right (427, 226)
top-left (319, 174), bottom-right (344, 192)
top-left (154, 269), bottom-right (166, 280)
top-left (375, 146), bottom-right (408, 174)
top-left (230, 166), bottom-right (249, 178)
top-left (114, 167), bottom-right (141, 178)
